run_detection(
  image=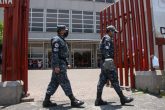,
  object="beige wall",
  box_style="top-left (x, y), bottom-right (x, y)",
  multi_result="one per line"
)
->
top-left (30, 0), bottom-right (111, 12)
